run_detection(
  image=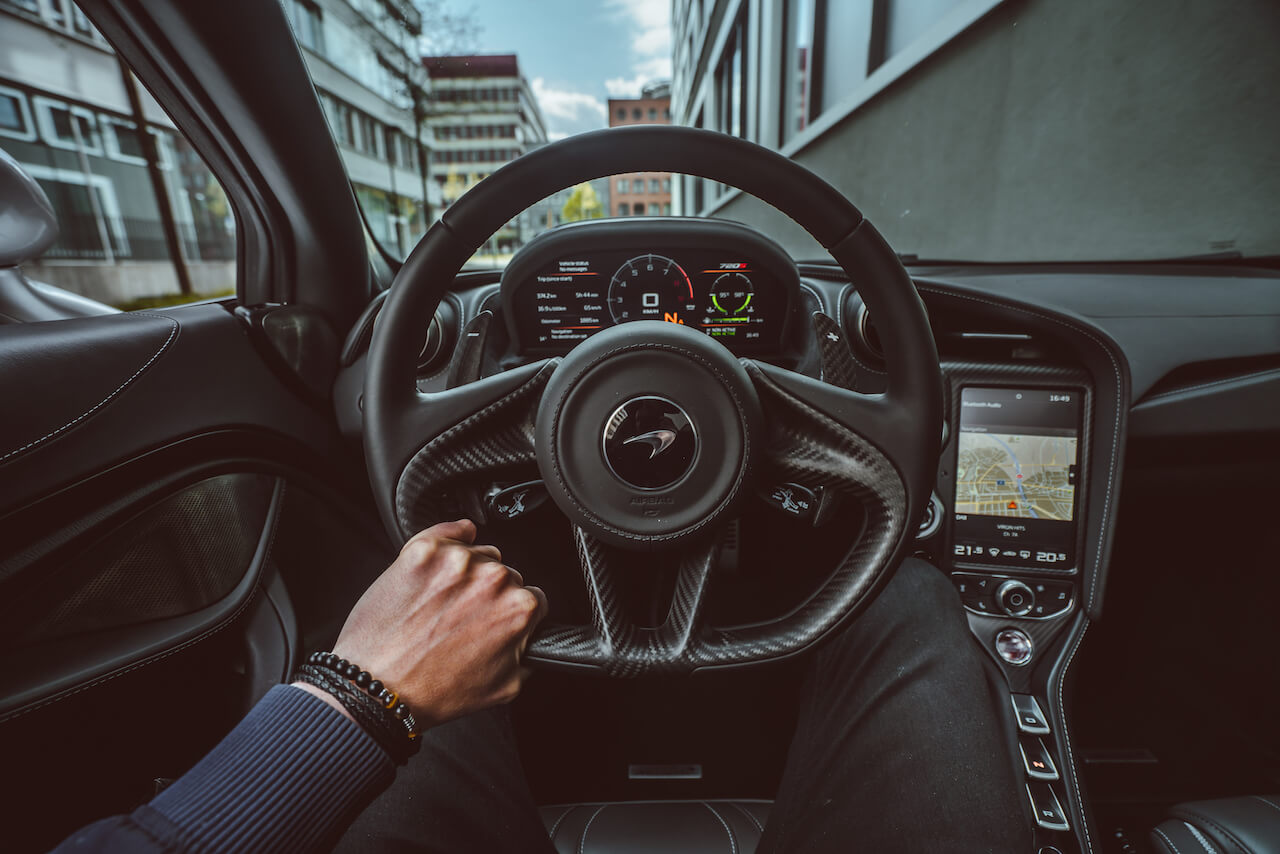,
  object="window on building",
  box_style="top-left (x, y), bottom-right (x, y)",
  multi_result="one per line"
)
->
top-left (1, 0), bottom-right (41, 14)
top-left (782, 0), bottom-right (819, 143)
top-left (648, 203), bottom-right (661, 215)
top-left (716, 14), bottom-right (748, 138)
top-left (0, 87), bottom-right (34, 140)
top-left (632, 108), bottom-right (641, 119)
top-left (882, 0), bottom-right (964, 60)
top-left (662, 203), bottom-right (671, 215)
top-left (648, 108), bottom-right (657, 120)
top-left (283, 0), bottom-right (324, 53)
top-left (617, 203), bottom-right (629, 215)
top-left (617, 178), bottom-right (629, 194)
top-left (33, 97), bottom-right (103, 154)
top-left (99, 116), bottom-right (148, 165)
top-left (662, 177), bottom-right (671, 192)
top-left (616, 108), bottom-right (626, 120)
